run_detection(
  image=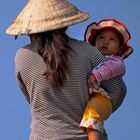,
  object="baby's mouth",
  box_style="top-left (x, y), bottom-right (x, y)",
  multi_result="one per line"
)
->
top-left (101, 46), bottom-right (108, 50)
